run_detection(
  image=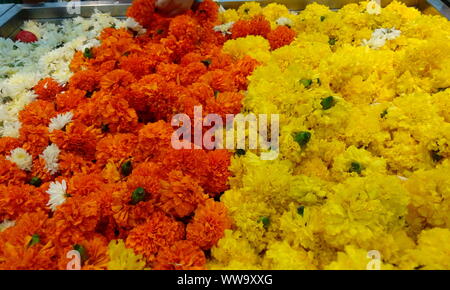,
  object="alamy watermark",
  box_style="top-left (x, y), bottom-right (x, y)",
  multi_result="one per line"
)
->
top-left (171, 106), bottom-right (280, 160)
